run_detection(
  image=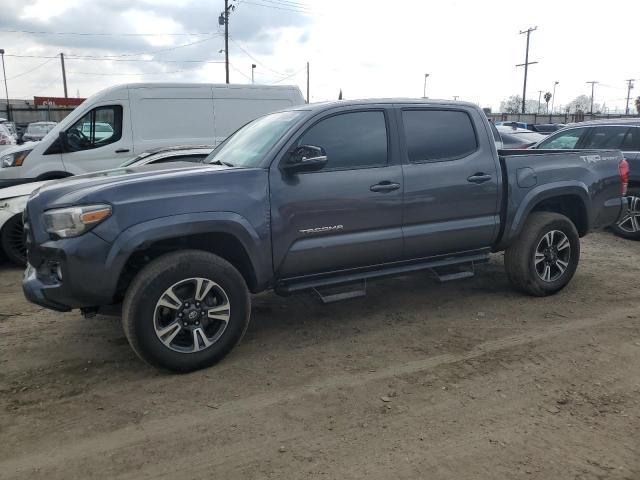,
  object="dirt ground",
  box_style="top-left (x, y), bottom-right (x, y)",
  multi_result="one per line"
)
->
top-left (0, 231), bottom-right (639, 480)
